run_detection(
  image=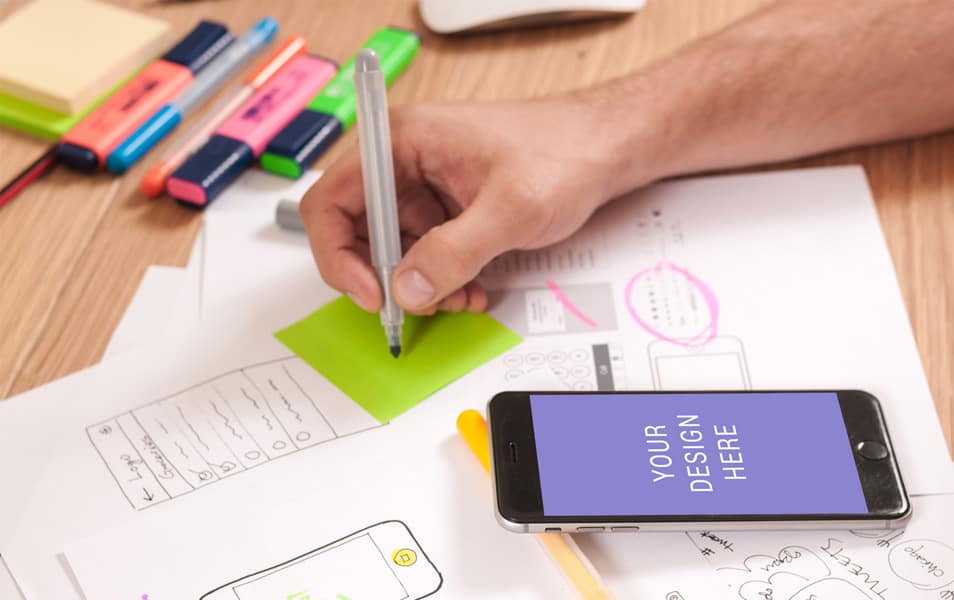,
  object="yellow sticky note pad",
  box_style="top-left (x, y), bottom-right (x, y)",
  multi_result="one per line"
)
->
top-left (275, 297), bottom-right (523, 423)
top-left (0, 0), bottom-right (171, 114)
